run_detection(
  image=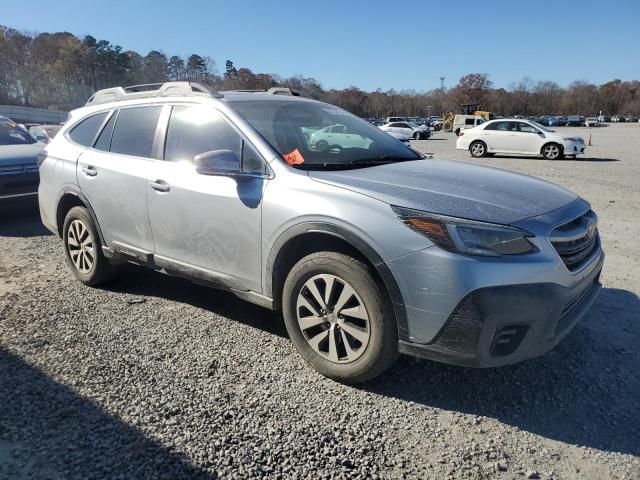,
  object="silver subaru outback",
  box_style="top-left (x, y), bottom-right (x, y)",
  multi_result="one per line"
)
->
top-left (38, 82), bottom-right (604, 383)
